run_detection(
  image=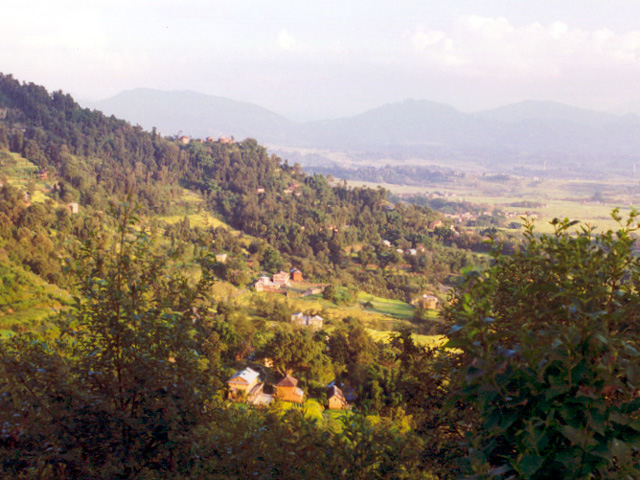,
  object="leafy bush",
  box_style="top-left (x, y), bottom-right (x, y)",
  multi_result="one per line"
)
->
top-left (446, 212), bottom-right (640, 479)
